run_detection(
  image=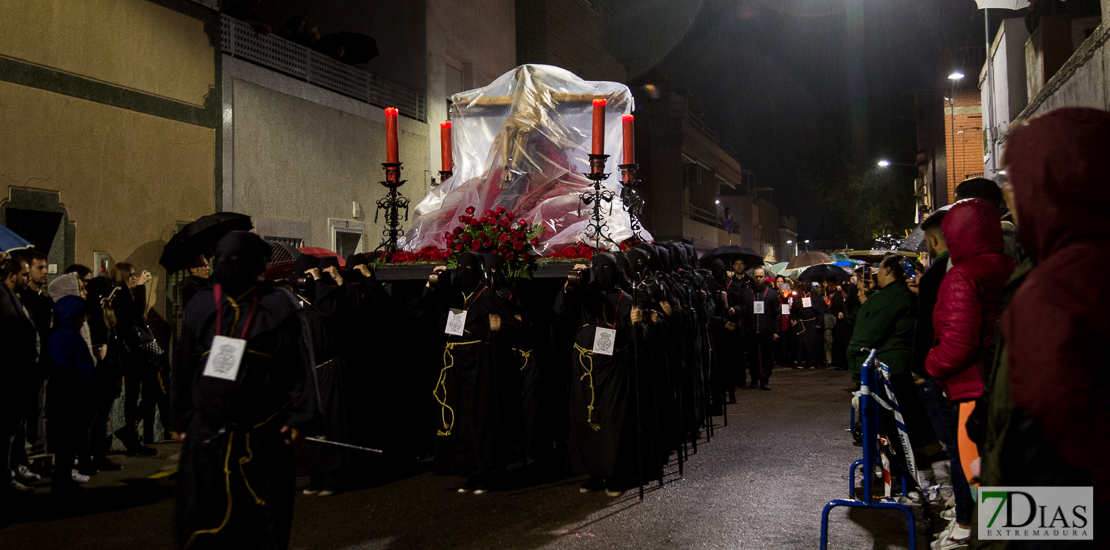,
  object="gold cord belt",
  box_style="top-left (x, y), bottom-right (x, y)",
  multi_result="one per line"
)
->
top-left (574, 343), bottom-right (602, 432)
top-left (434, 340), bottom-right (481, 436)
top-left (184, 411), bottom-right (280, 549)
top-left (514, 348), bottom-right (533, 371)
